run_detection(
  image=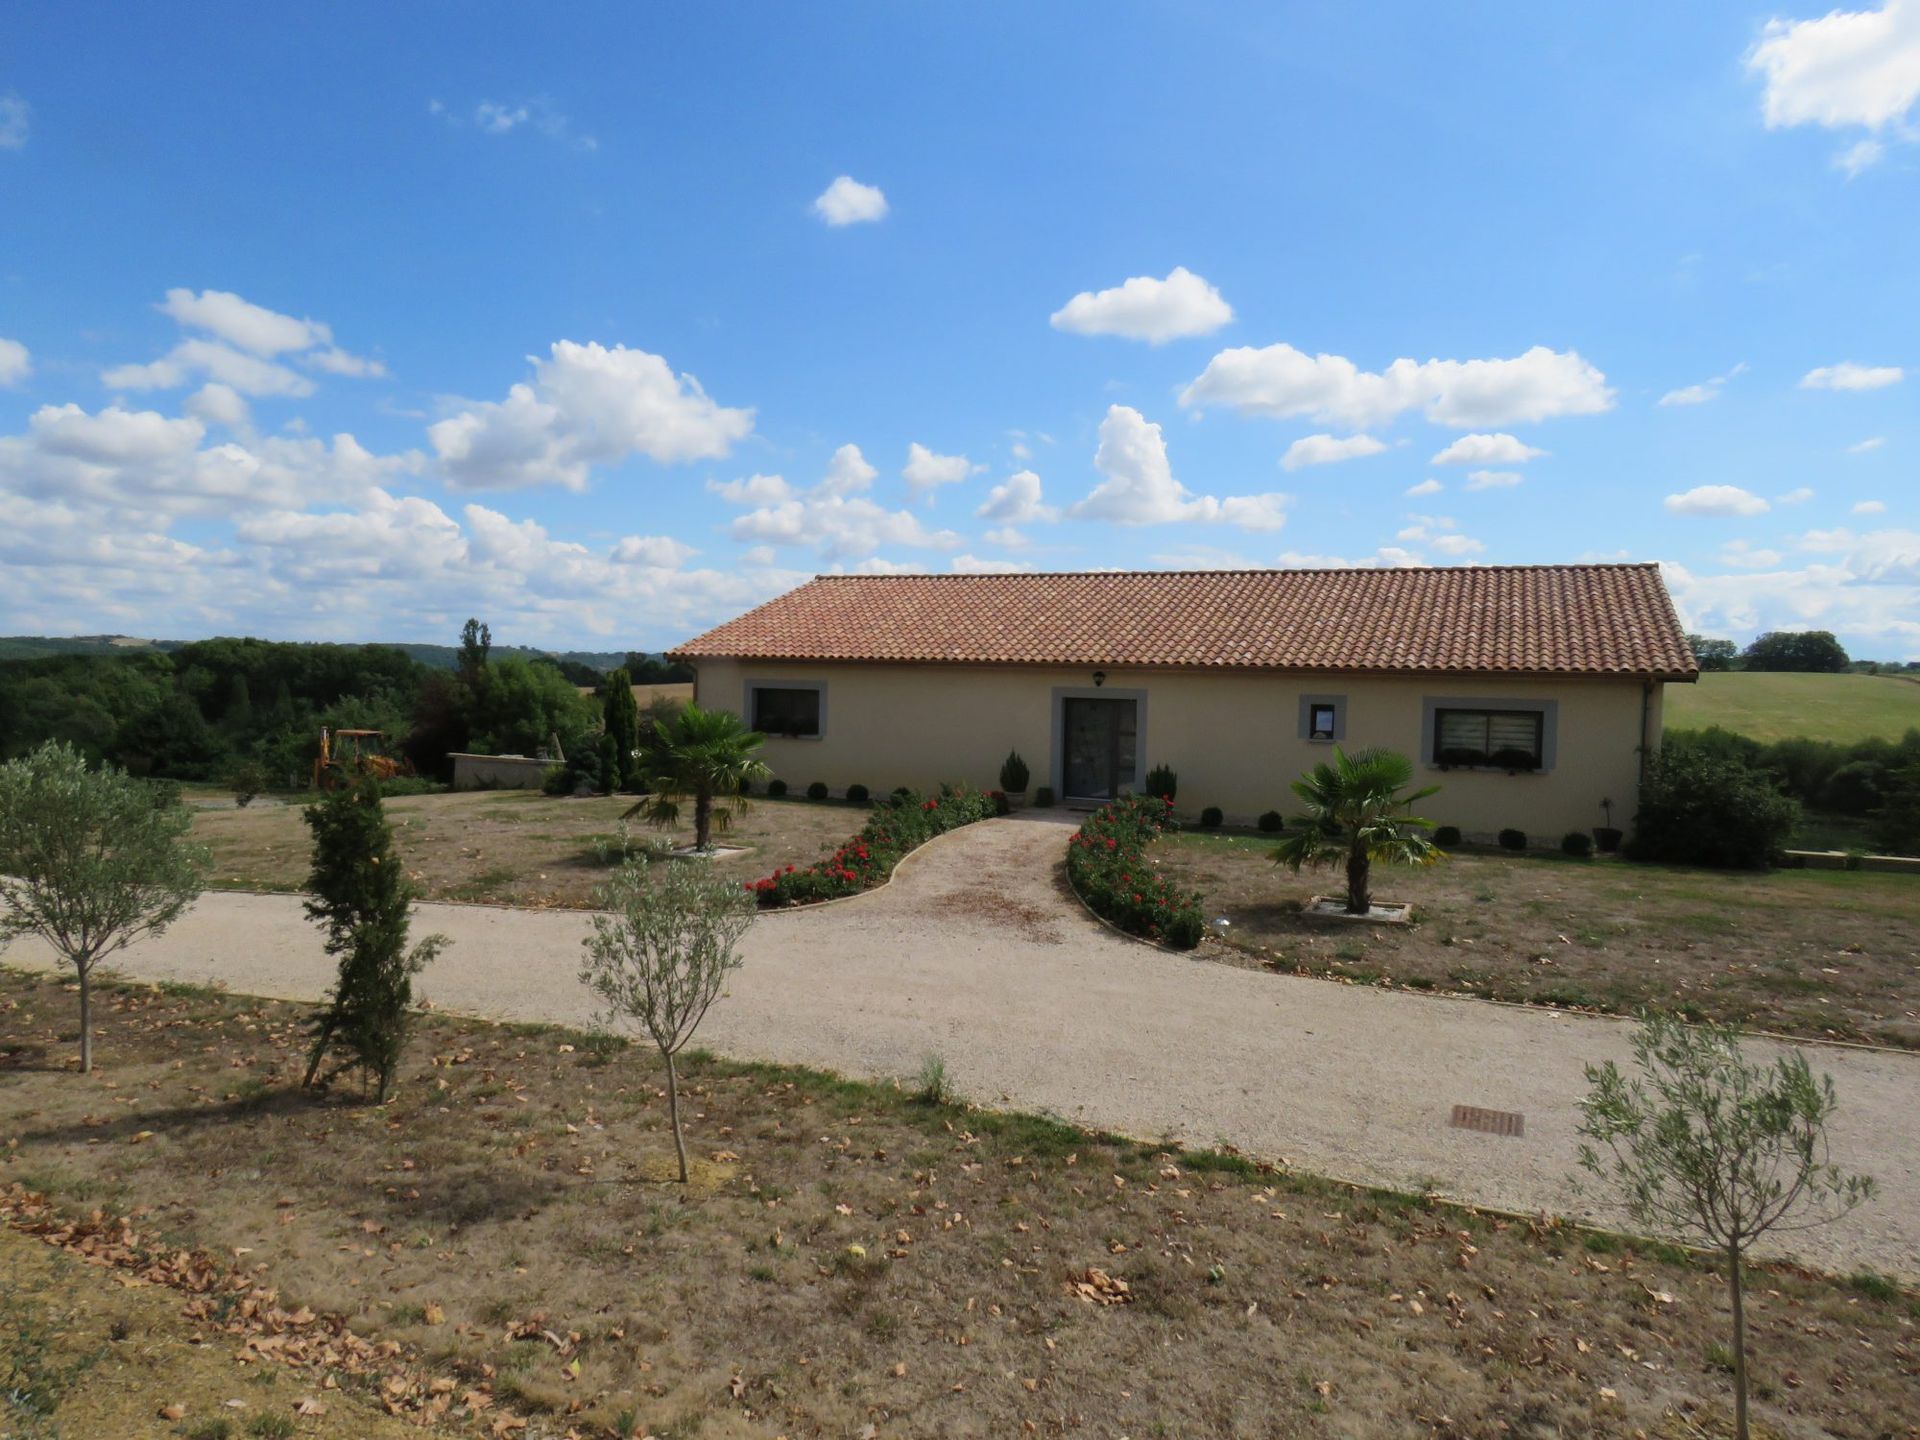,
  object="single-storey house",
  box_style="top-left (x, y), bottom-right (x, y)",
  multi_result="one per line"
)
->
top-left (670, 564), bottom-right (1698, 840)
